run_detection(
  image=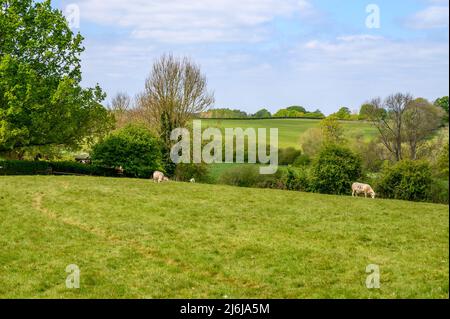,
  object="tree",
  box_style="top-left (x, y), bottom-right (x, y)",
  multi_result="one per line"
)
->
top-left (110, 92), bottom-right (132, 129)
top-left (287, 106), bottom-right (307, 114)
top-left (0, 0), bottom-right (111, 153)
top-left (138, 54), bottom-right (214, 173)
top-left (359, 103), bottom-right (375, 120)
top-left (403, 98), bottom-right (444, 160)
top-left (253, 109), bottom-right (271, 118)
top-left (320, 116), bottom-right (344, 143)
top-left (368, 93), bottom-right (413, 161)
top-left (434, 96), bottom-right (449, 123)
top-left (311, 145), bottom-right (362, 195)
top-left (332, 107), bottom-right (351, 120)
